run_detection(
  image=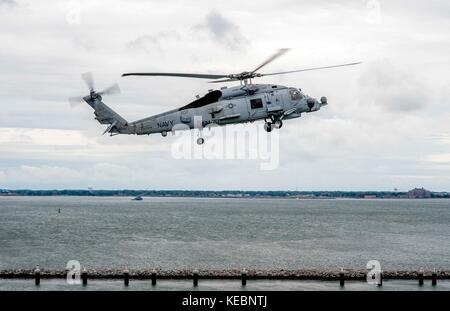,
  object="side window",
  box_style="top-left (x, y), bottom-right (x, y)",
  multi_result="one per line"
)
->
top-left (250, 98), bottom-right (263, 109)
